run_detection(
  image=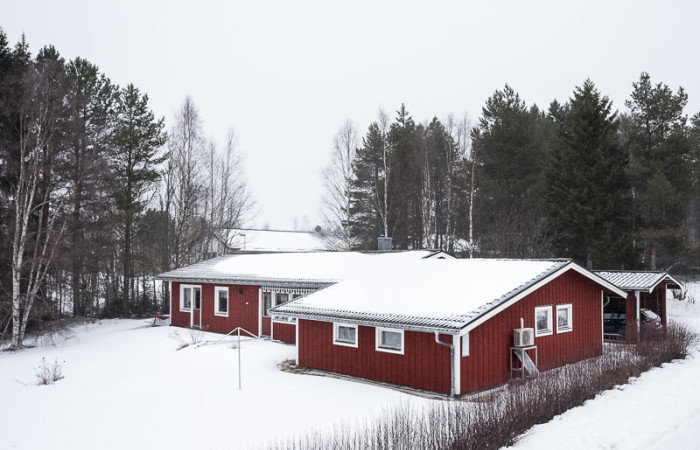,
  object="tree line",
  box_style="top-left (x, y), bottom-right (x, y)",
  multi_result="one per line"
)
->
top-left (322, 77), bottom-right (700, 272)
top-left (0, 30), bottom-right (252, 348)
top-left (3, 27), bottom-right (699, 348)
